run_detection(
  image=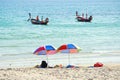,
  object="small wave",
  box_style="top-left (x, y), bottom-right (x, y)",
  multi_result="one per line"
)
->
top-left (92, 50), bottom-right (120, 53)
top-left (1, 53), bottom-right (22, 56)
top-left (1, 52), bottom-right (32, 57)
